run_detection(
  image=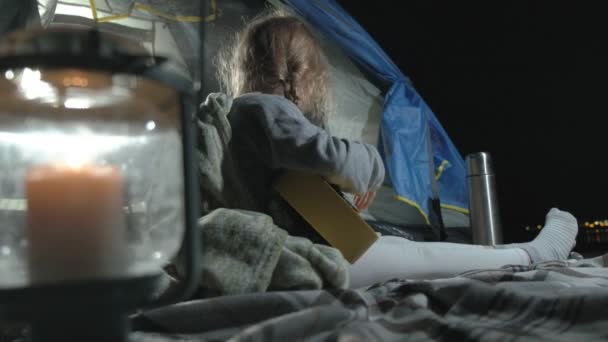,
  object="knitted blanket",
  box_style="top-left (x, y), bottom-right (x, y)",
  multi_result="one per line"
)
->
top-left (175, 93), bottom-right (349, 296)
